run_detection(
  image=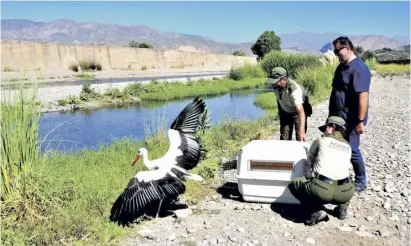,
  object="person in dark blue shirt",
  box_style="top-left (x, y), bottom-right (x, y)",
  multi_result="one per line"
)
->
top-left (328, 36), bottom-right (371, 193)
